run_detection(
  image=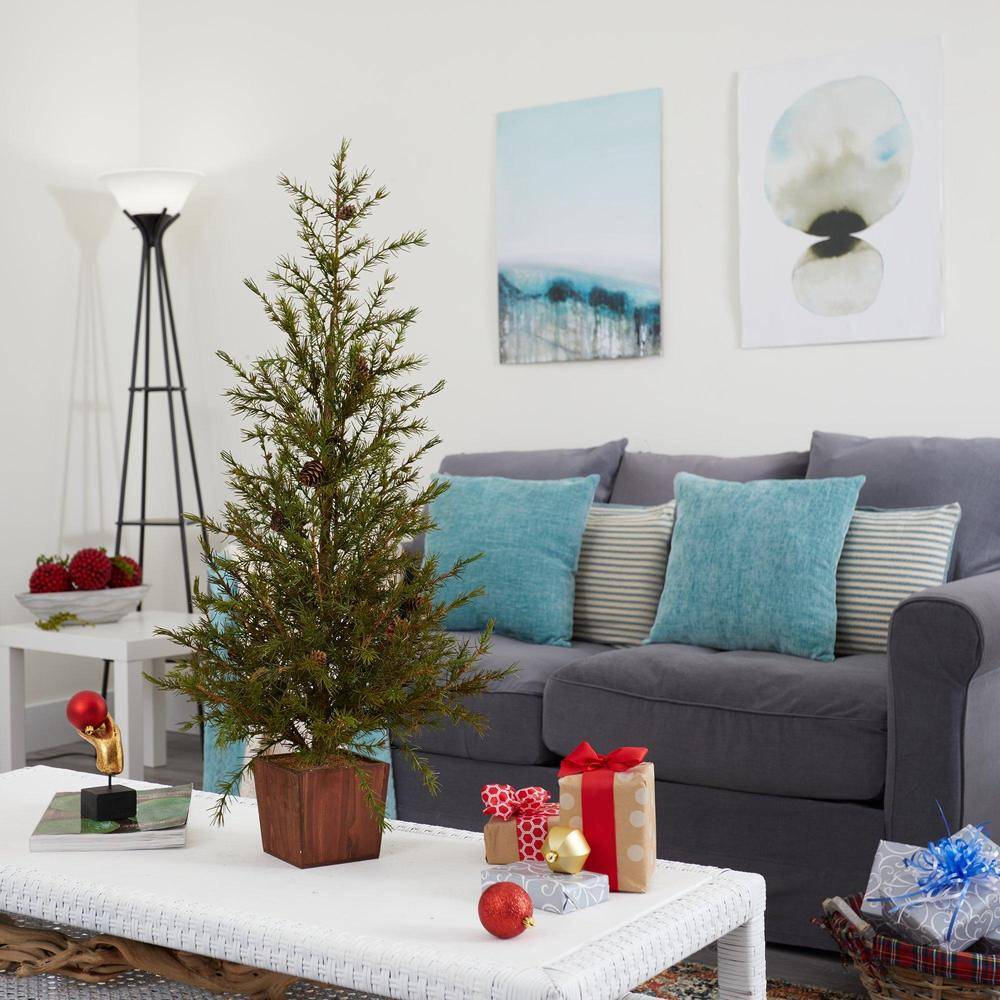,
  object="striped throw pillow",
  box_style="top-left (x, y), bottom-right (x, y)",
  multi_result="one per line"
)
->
top-left (836, 504), bottom-right (961, 655)
top-left (573, 502), bottom-right (675, 646)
